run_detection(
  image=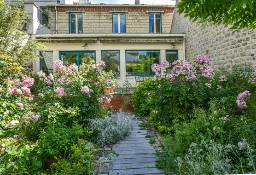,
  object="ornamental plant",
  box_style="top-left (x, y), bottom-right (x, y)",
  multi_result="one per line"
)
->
top-left (35, 60), bottom-right (115, 124)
